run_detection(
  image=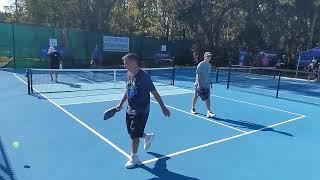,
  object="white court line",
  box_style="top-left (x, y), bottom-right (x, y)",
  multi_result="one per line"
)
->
top-left (151, 100), bottom-right (246, 133)
top-left (156, 84), bottom-right (306, 117)
top-left (15, 72), bottom-right (308, 163)
top-left (281, 76), bottom-right (318, 83)
top-left (58, 89), bottom-right (193, 106)
top-left (13, 73), bottom-right (131, 159)
top-left (58, 87), bottom-right (193, 106)
top-left (59, 97), bottom-right (123, 106)
top-left (141, 115), bottom-right (306, 165)
top-left (211, 94), bottom-right (305, 117)
top-left (45, 82), bottom-right (305, 133)
top-left (278, 90), bottom-right (320, 100)
top-left (227, 84), bottom-right (320, 101)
